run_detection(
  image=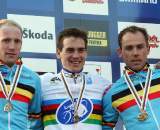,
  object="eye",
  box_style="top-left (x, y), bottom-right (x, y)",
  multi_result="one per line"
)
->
top-left (78, 48), bottom-right (86, 53)
top-left (14, 39), bottom-right (22, 45)
top-left (125, 45), bottom-right (133, 51)
top-left (137, 44), bottom-right (145, 49)
top-left (65, 48), bottom-right (75, 53)
top-left (2, 38), bottom-right (11, 43)
top-left (64, 48), bottom-right (86, 54)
